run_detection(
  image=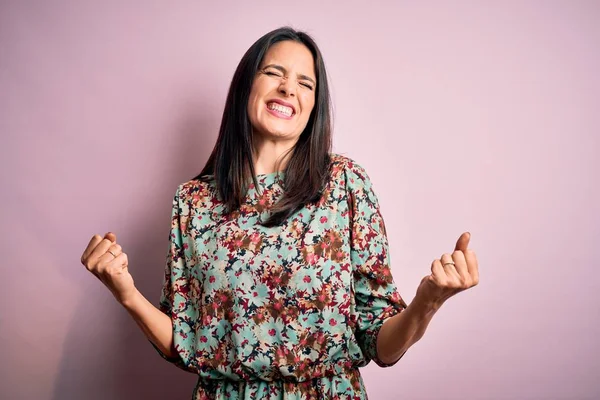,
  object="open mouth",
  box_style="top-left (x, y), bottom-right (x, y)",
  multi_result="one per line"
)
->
top-left (267, 102), bottom-right (295, 118)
